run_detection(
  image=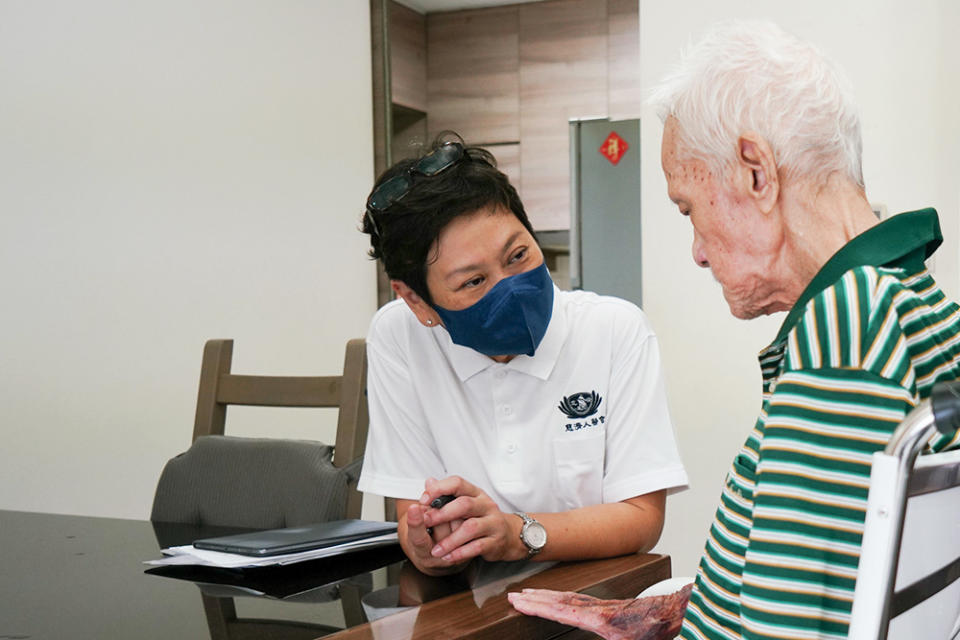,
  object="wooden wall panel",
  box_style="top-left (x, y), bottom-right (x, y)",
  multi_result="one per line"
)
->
top-left (490, 143), bottom-right (521, 193)
top-left (607, 0), bottom-right (642, 120)
top-left (390, 1), bottom-right (426, 112)
top-left (519, 0), bottom-right (608, 231)
top-left (392, 105), bottom-right (428, 163)
top-left (426, 7), bottom-right (520, 145)
top-left (371, 0), bottom-right (393, 308)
